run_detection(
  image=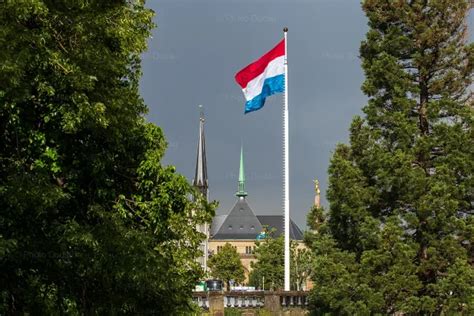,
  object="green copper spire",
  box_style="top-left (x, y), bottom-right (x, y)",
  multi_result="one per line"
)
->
top-left (236, 146), bottom-right (247, 198)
